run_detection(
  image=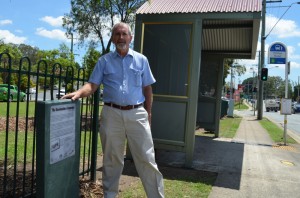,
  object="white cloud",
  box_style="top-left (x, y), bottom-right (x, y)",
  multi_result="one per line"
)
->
top-left (290, 61), bottom-right (300, 69)
top-left (35, 27), bottom-right (68, 41)
top-left (40, 16), bottom-right (63, 27)
top-left (0, 30), bottom-right (26, 44)
top-left (286, 45), bottom-right (300, 60)
top-left (0, 19), bottom-right (12, 26)
top-left (266, 15), bottom-right (300, 38)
